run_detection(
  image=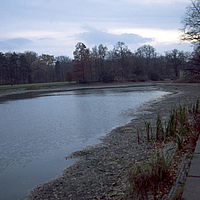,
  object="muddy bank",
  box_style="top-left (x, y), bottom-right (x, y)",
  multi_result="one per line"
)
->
top-left (0, 82), bottom-right (160, 98)
top-left (25, 83), bottom-right (199, 199)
